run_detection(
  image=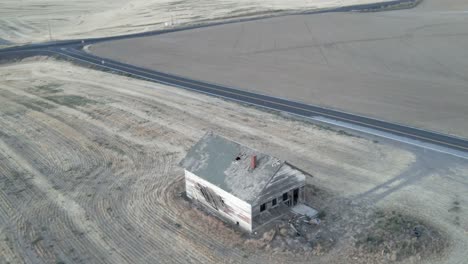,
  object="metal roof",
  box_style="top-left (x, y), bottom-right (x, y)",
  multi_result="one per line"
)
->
top-left (180, 132), bottom-right (303, 203)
